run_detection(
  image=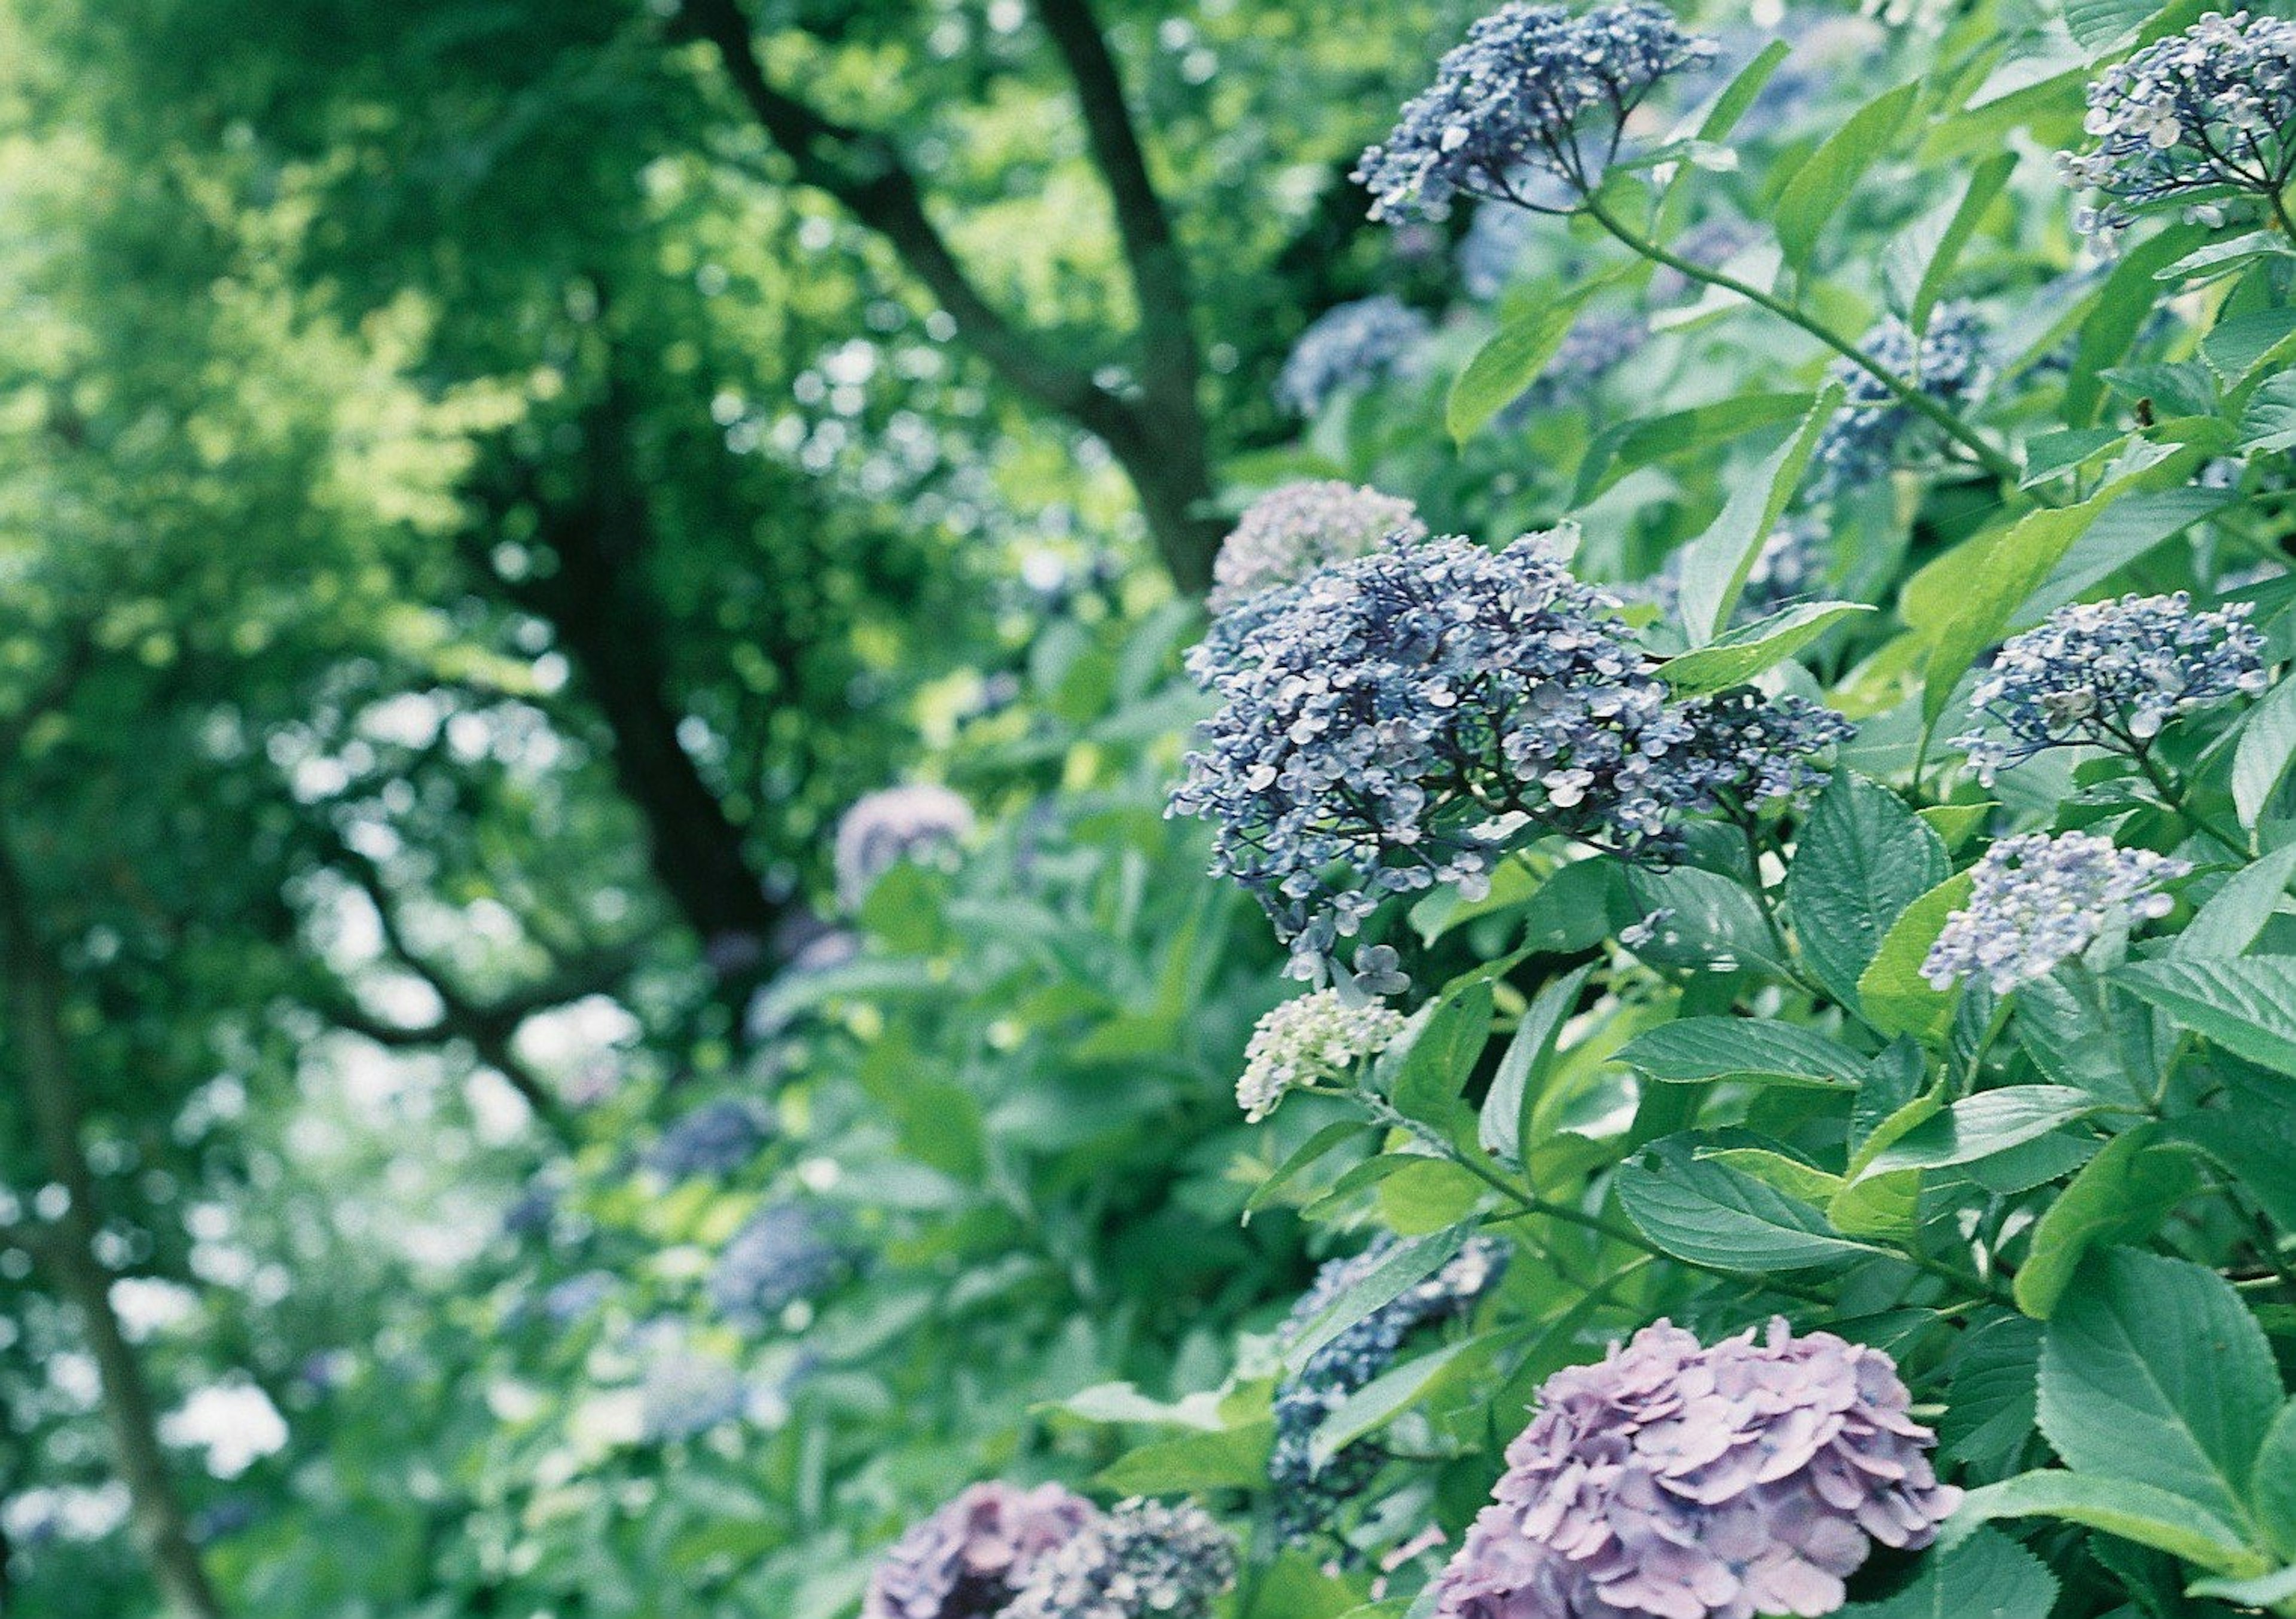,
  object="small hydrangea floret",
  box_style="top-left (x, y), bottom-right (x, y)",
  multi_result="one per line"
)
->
top-left (1432, 1319), bottom-right (1960, 1619)
top-left (2059, 11), bottom-right (2296, 235)
top-left (863, 1482), bottom-right (1100, 1619)
top-left (1355, 2), bottom-right (1719, 222)
top-left (836, 784), bottom-right (975, 912)
top-left (1922, 831), bottom-right (2188, 994)
top-left (1271, 1237), bottom-right (1507, 1541)
top-left (1209, 481), bottom-right (1428, 612)
top-left (1809, 304), bottom-right (1988, 499)
top-left (1236, 989), bottom-right (1407, 1122)
top-left (1954, 591), bottom-right (2267, 784)
top-left (1275, 296), bottom-right (1432, 416)
top-left (1003, 1498), bottom-right (1237, 1619)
